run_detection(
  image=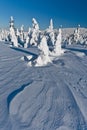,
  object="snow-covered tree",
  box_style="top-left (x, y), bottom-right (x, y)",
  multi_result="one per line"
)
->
top-left (35, 36), bottom-right (51, 66)
top-left (74, 29), bottom-right (79, 43)
top-left (16, 28), bottom-right (20, 37)
top-left (53, 28), bottom-right (63, 55)
top-left (10, 16), bottom-right (14, 28)
top-left (73, 25), bottom-right (80, 43)
top-left (24, 27), bottom-right (31, 48)
top-left (0, 29), bottom-right (8, 41)
top-left (9, 27), bottom-right (18, 47)
top-left (65, 25), bottom-right (81, 45)
top-left (30, 30), bottom-right (38, 46)
top-left (28, 27), bottom-right (31, 35)
top-left (24, 36), bottom-right (51, 66)
top-left (45, 19), bottom-right (55, 46)
top-left (29, 18), bottom-right (40, 46)
top-left (49, 31), bottom-right (55, 46)
top-left (68, 37), bottom-right (71, 45)
top-left (20, 25), bottom-right (24, 42)
top-left (32, 18), bottom-right (39, 30)
top-left (24, 35), bottom-right (30, 48)
top-left (38, 36), bottom-right (49, 56)
top-left (9, 16), bottom-right (18, 47)
top-left (49, 19), bottom-right (53, 30)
